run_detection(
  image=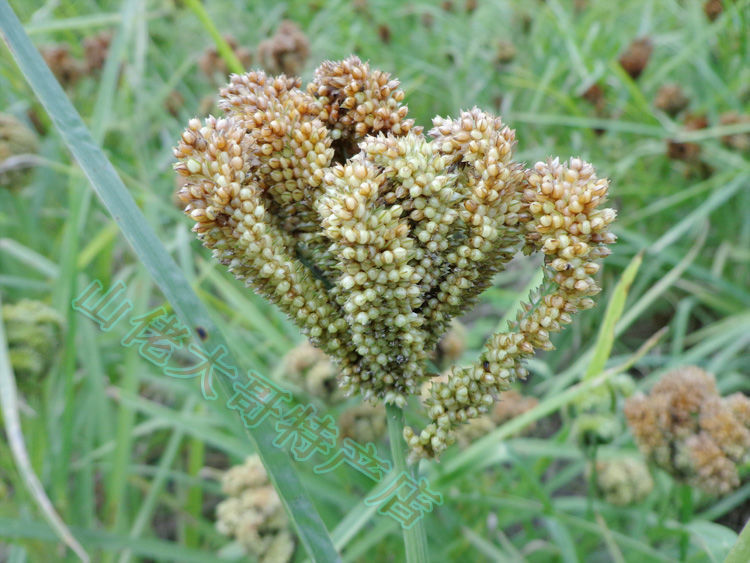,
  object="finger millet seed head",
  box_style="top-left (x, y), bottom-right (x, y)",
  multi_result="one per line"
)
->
top-left (174, 55), bottom-right (617, 460)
